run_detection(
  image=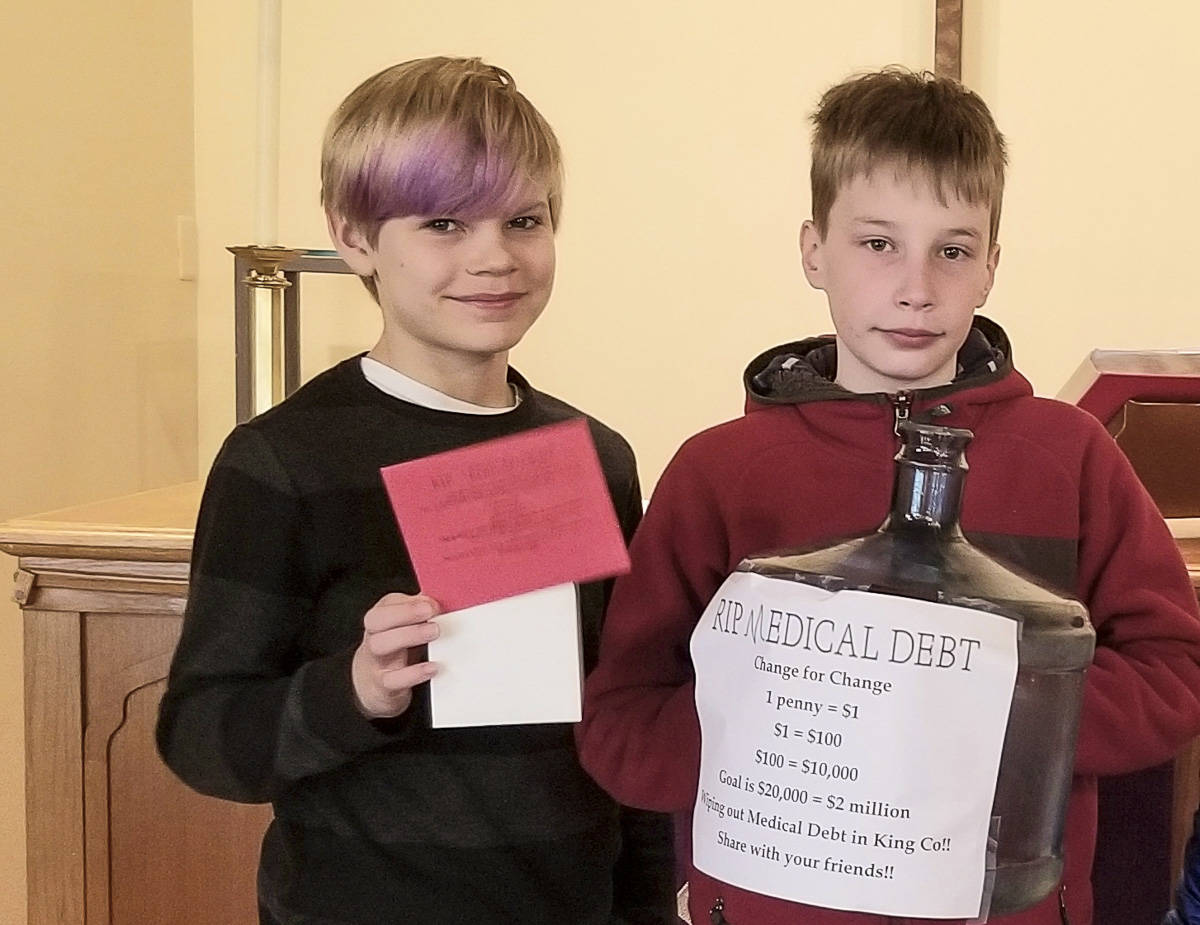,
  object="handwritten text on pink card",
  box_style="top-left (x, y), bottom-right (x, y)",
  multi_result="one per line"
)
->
top-left (380, 419), bottom-right (631, 612)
